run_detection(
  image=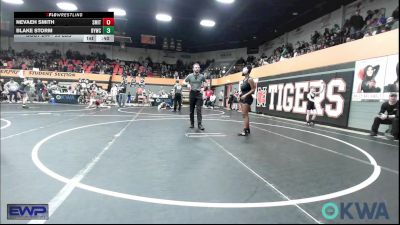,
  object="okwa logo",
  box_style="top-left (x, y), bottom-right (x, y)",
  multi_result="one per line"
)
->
top-left (321, 202), bottom-right (389, 220)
